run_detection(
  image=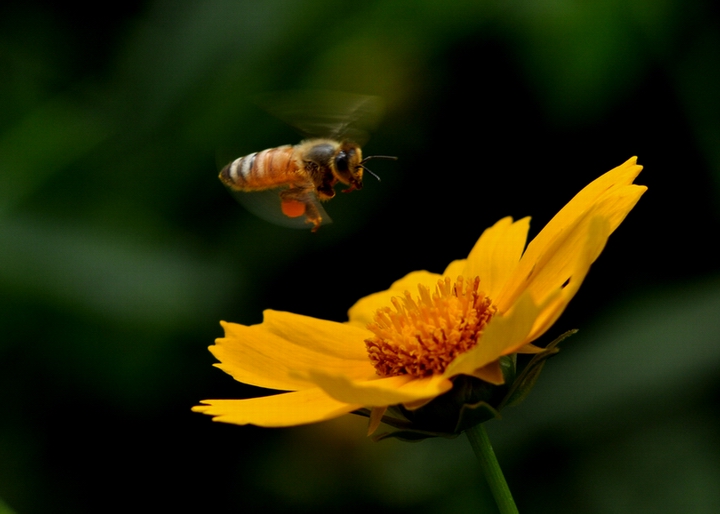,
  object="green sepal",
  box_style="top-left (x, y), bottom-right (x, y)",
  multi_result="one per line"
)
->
top-left (366, 400), bottom-right (503, 441)
top-left (355, 331), bottom-right (576, 441)
top-left (453, 400), bottom-right (502, 433)
top-left (372, 428), bottom-right (458, 442)
top-left (399, 373), bottom-right (508, 433)
top-left (353, 407), bottom-right (454, 441)
top-left (355, 372), bottom-right (509, 440)
top-left (500, 329), bottom-right (577, 409)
